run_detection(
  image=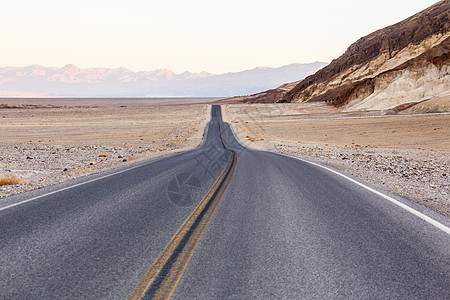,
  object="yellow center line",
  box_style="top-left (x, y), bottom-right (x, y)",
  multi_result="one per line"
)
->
top-left (128, 125), bottom-right (237, 300)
